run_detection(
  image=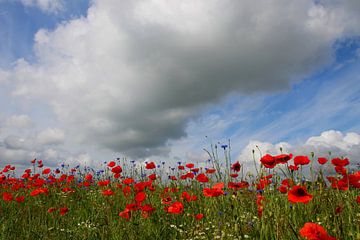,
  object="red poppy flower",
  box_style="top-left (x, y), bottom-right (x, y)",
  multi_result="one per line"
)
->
top-left (102, 189), bottom-right (115, 196)
top-left (228, 181), bottom-right (249, 190)
top-left (122, 186), bottom-right (131, 197)
top-left (230, 173), bottom-right (238, 178)
top-left (148, 173), bottom-right (157, 181)
top-left (135, 192), bottom-right (147, 203)
top-left (107, 161), bottom-right (116, 167)
top-left (111, 165), bottom-right (122, 174)
top-left (30, 188), bottom-right (49, 196)
top-left (288, 186), bottom-right (313, 204)
top-left (196, 173), bottom-right (209, 183)
top-left (141, 204), bottom-right (155, 213)
top-left (191, 168), bottom-right (199, 173)
top-left (274, 153), bottom-right (293, 164)
top-left (59, 207), bottom-right (69, 216)
top-left (85, 174), bottom-right (93, 181)
top-left (145, 162), bottom-right (156, 169)
top-left (281, 178), bottom-right (294, 187)
top-left (356, 196), bottom-right (360, 204)
top-left (294, 156), bottom-right (310, 166)
top-left (195, 213), bottom-right (204, 220)
top-left (299, 222), bottom-right (336, 240)
top-left (47, 207), bottom-right (57, 213)
top-left (278, 185), bottom-right (288, 193)
top-left (318, 157), bottom-right (328, 165)
top-left (178, 165), bottom-right (185, 170)
top-left (349, 171), bottom-right (360, 188)
top-left (186, 163), bottom-right (194, 168)
top-left (334, 166), bottom-right (347, 175)
top-left (169, 176), bottom-right (177, 181)
top-left (119, 208), bottom-right (130, 220)
top-left (2, 192), bottom-right (13, 202)
top-left (167, 202), bottom-right (184, 214)
top-left (161, 197), bottom-right (172, 205)
top-left (231, 161), bottom-right (241, 172)
top-left (206, 168), bottom-right (216, 174)
top-left (97, 180), bottom-right (111, 186)
top-left (203, 182), bottom-right (224, 197)
top-left (331, 157), bottom-right (349, 167)
top-left (288, 165), bottom-right (299, 171)
top-left (123, 178), bottom-right (134, 185)
top-left (42, 168), bottom-right (51, 175)
top-left (15, 196), bottom-right (25, 203)
top-left (260, 154), bottom-right (277, 168)
top-left (62, 187), bottom-right (75, 193)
